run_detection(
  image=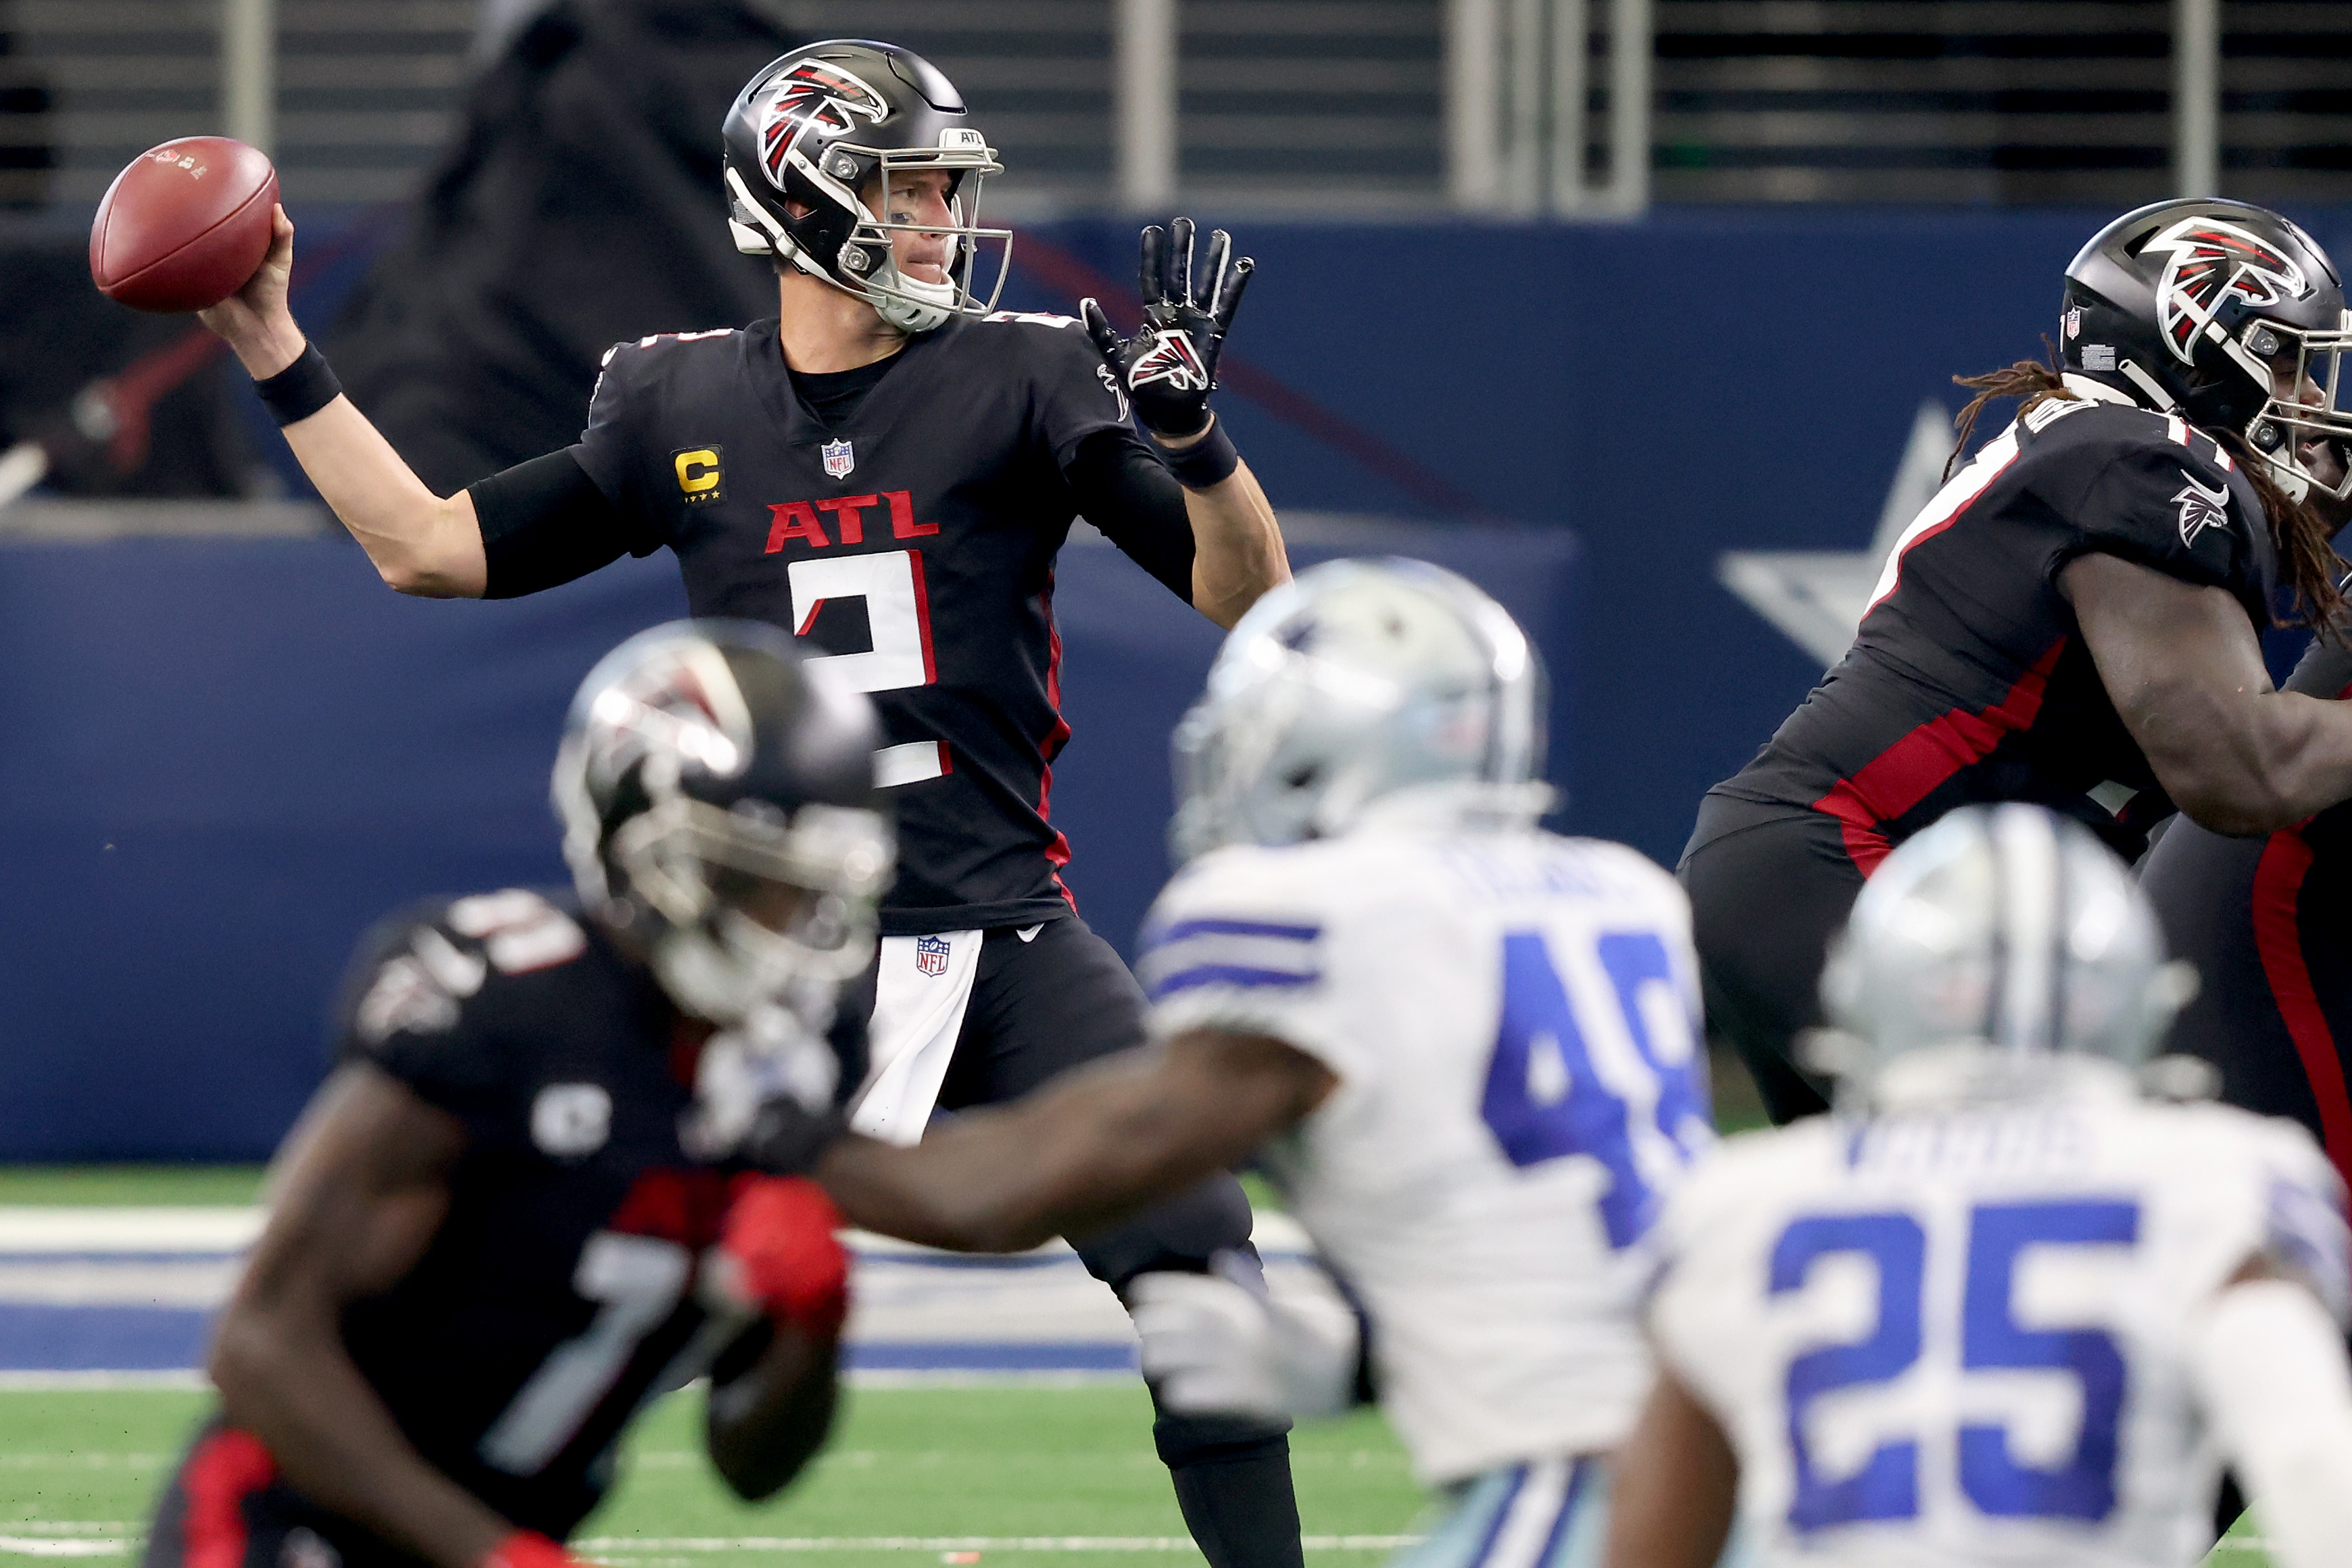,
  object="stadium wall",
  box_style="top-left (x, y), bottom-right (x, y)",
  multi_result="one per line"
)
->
top-left (0, 526), bottom-right (1573, 1159)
